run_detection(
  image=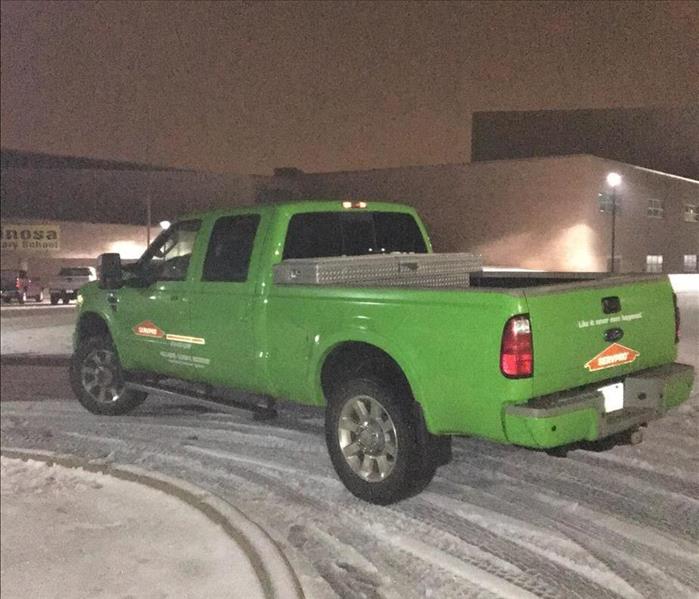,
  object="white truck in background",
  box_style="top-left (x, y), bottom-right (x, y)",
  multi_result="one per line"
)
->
top-left (48, 266), bottom-right (96, 304)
